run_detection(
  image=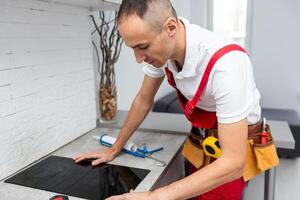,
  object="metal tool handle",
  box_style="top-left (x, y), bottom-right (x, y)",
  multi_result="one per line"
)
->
top-left (145, 154), bottom-right (166, 167)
